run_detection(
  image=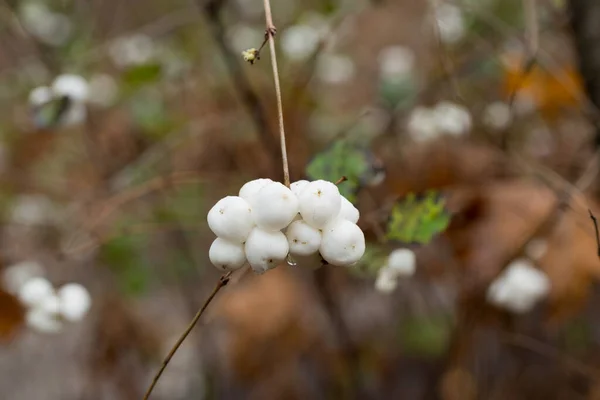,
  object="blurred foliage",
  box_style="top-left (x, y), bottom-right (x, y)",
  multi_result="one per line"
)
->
top-left (399, 314), bottom-right (451, 357)
top-left (379, 77), bottom-right (417, 109)
top-left (123, 64), bottom-right (163, 91)
top-left (386, 191), bottom-right (451, 244)
top-left (100, 234), bottom-right (150, 296)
